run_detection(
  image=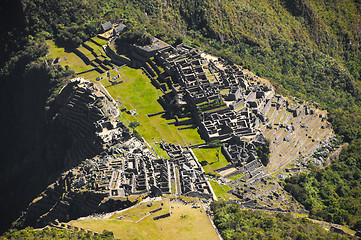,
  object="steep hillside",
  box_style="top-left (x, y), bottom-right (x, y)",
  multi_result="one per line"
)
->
top-left (211, 201), bottom-right (352, 239)
top-left (0, 42), bottom-right (74, 232)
